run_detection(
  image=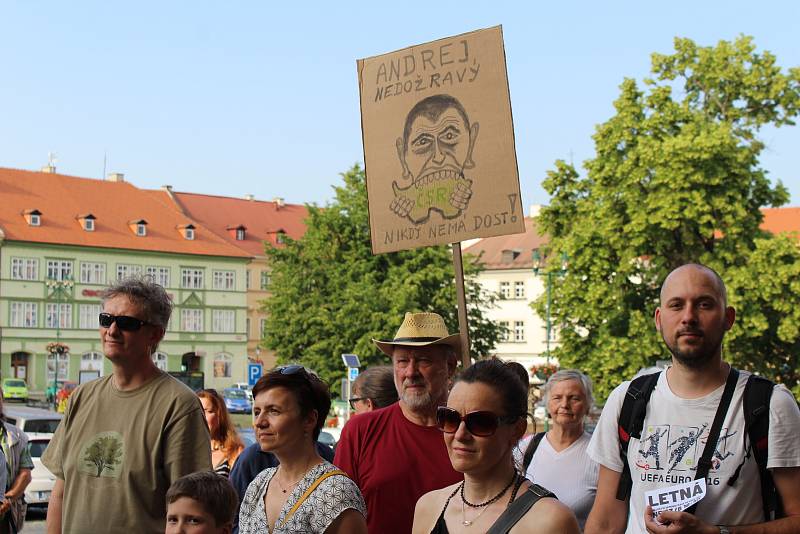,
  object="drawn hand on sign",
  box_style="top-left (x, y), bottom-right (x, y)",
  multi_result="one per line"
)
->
top-left (392, 94), bottom-right (479, 225)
